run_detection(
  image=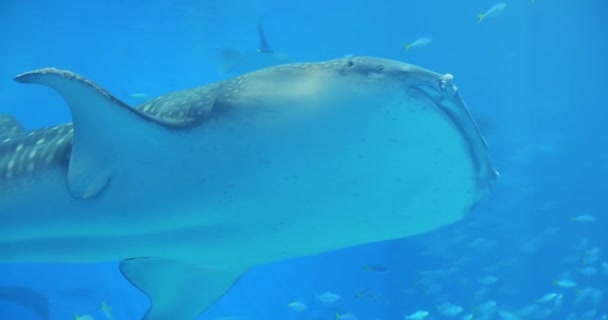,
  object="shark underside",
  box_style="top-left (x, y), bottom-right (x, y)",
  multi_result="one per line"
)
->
top-left (0, 56), bottom-right (498, 320)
